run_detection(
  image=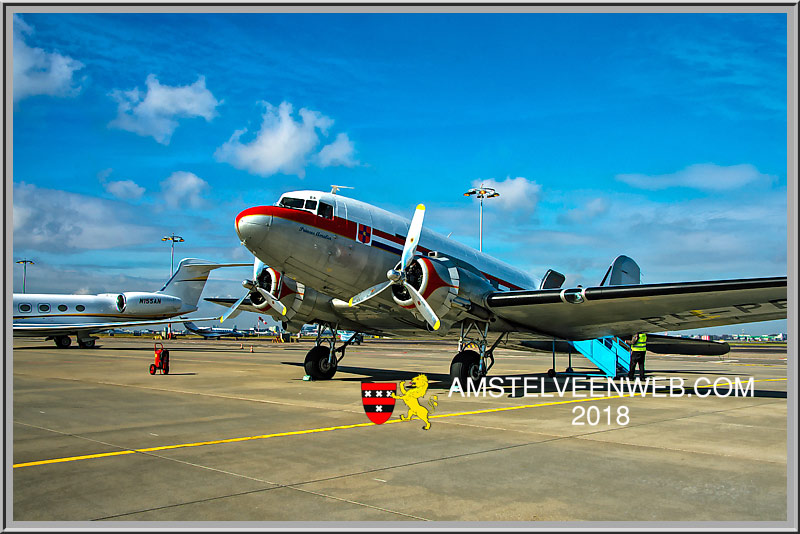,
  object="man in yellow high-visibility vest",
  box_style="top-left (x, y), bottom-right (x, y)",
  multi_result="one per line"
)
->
top-left (628, 332), bottom-right (647, 380)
